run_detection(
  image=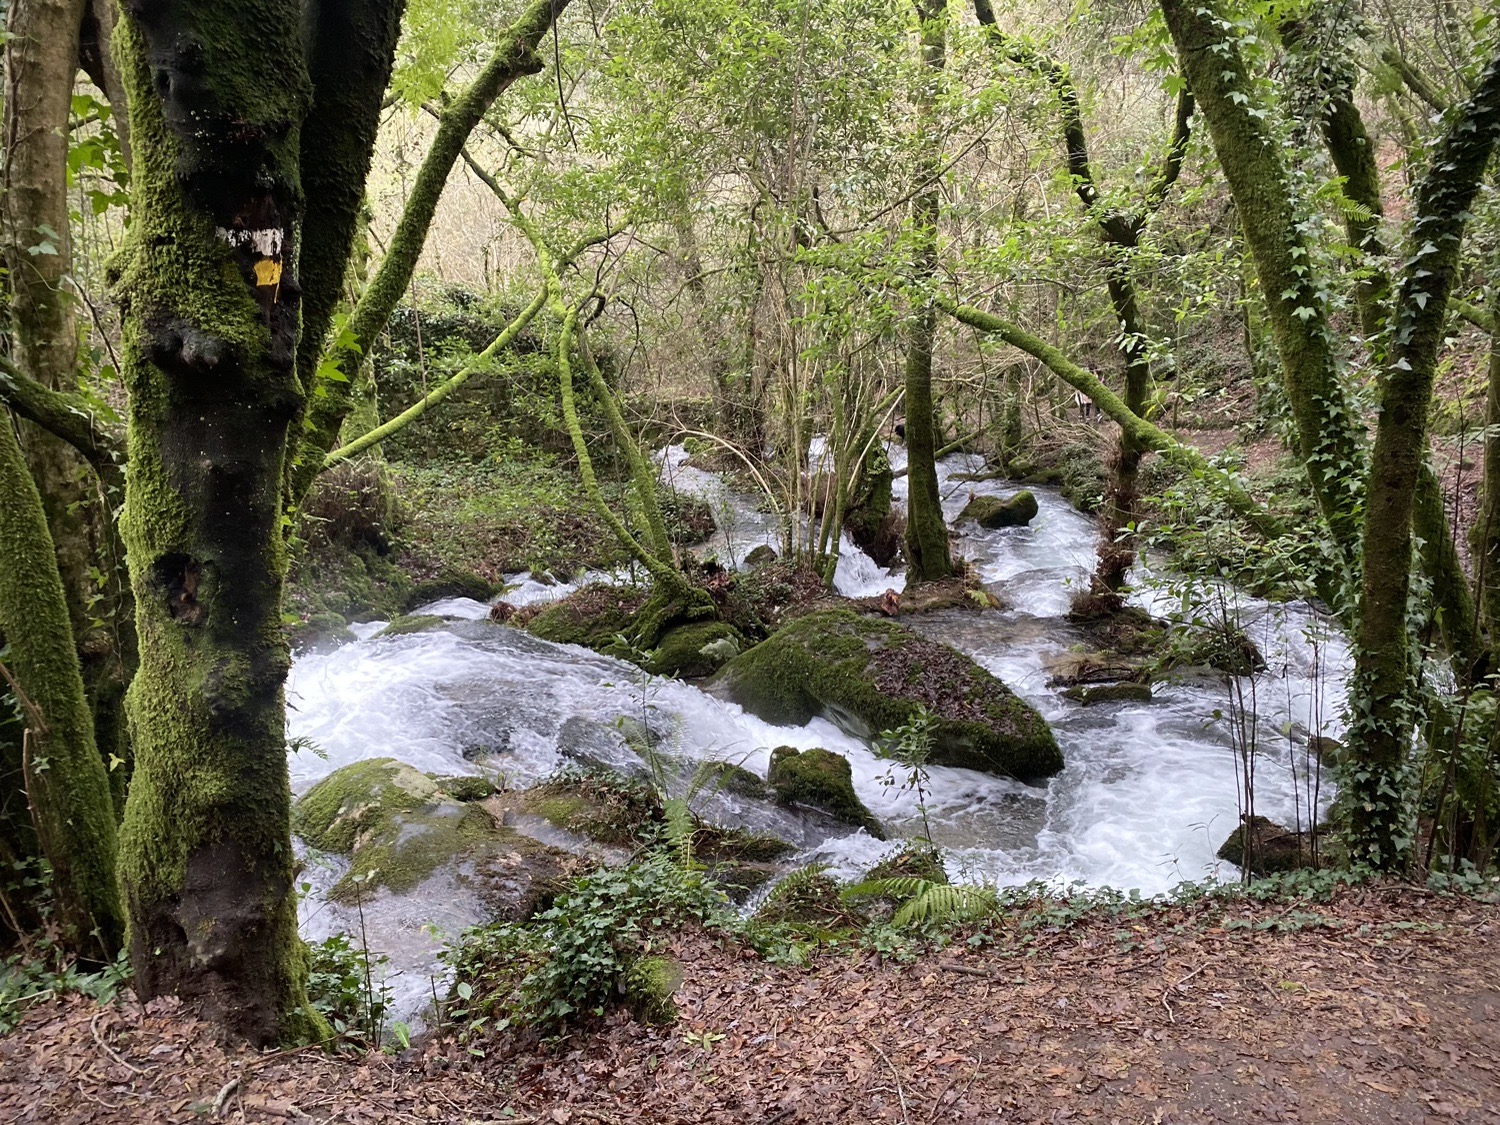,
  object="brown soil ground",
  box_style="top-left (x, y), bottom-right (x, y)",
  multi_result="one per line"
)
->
top-left (3, 886), bottom-right (1497, 1124)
